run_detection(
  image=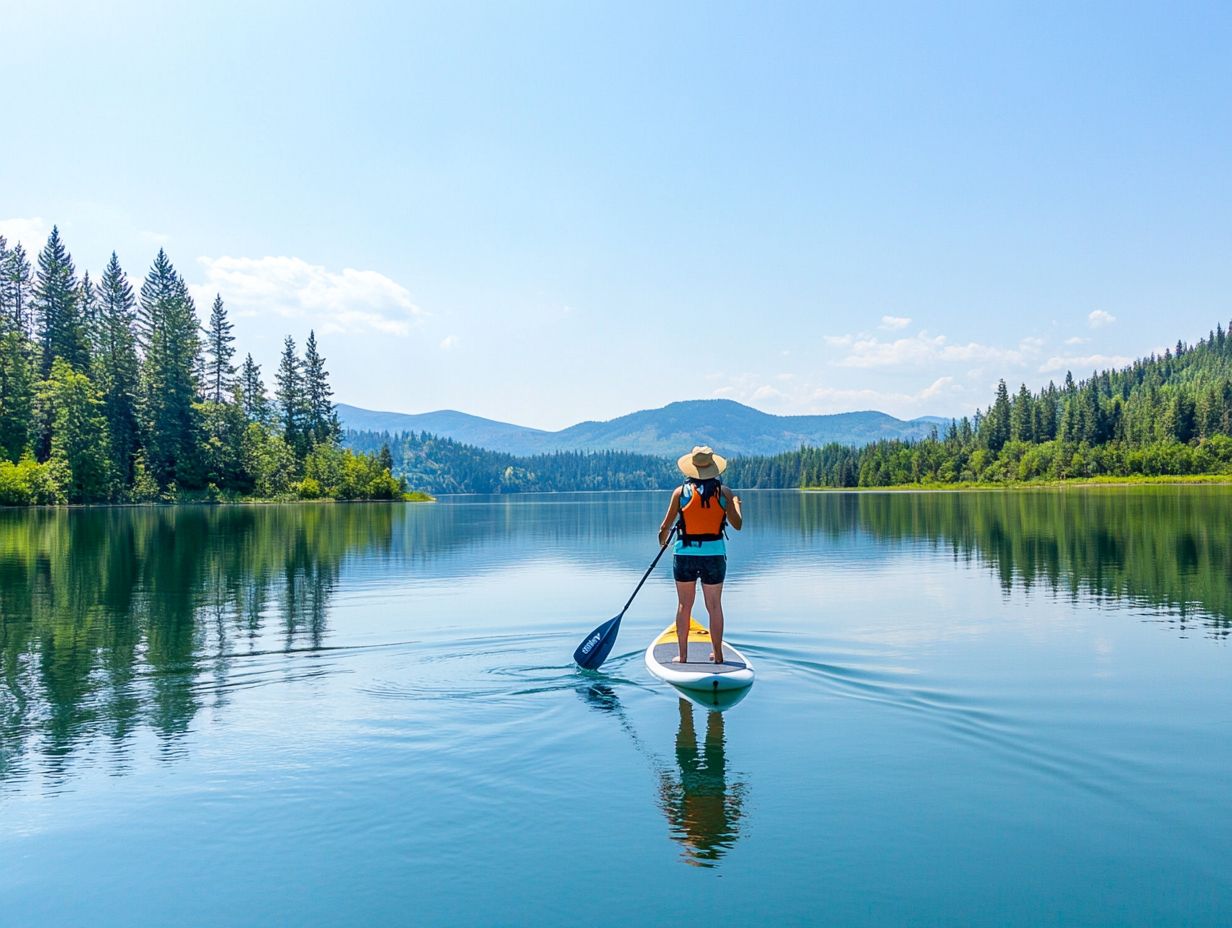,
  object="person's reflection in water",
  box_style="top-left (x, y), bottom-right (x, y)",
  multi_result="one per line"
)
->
top-left (658, 697), bottom-right (747, 867)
